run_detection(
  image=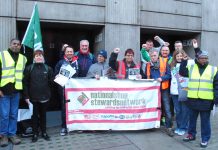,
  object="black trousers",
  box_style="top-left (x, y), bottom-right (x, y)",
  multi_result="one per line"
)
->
top-left (32, 101), bottom-right (48, 134)
top-left (57, 86), bottom-right (66, 128)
